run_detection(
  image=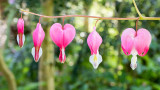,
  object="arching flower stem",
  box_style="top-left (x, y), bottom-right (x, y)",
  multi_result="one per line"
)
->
top-left (20, 9), bottom-right (160, 20)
